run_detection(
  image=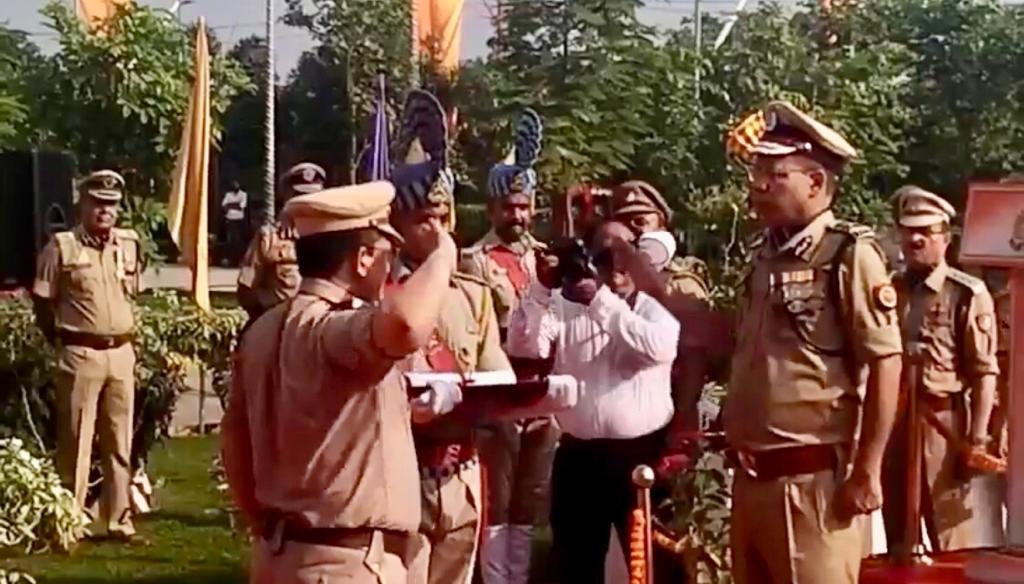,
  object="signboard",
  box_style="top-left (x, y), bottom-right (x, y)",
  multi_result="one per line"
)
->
top-left (959, 182), bottom-right (1024, 267)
